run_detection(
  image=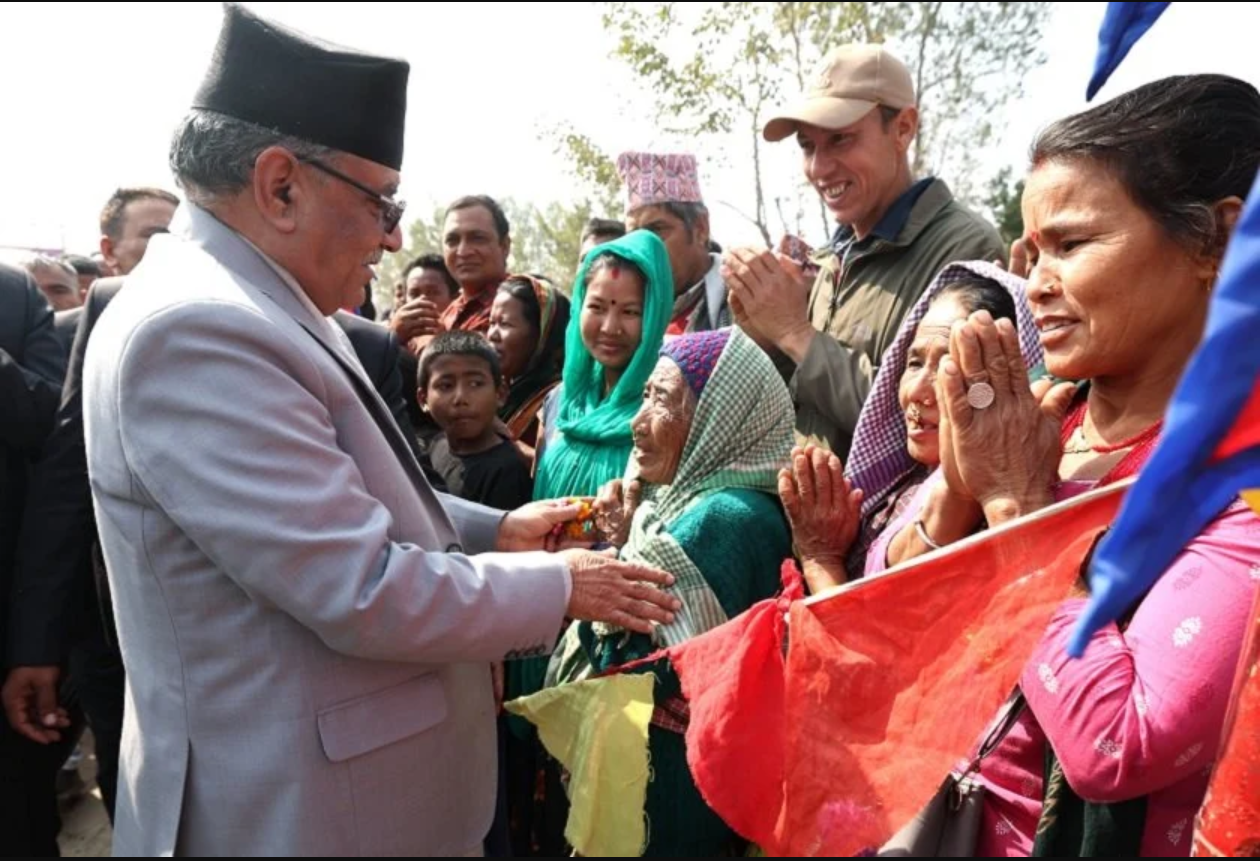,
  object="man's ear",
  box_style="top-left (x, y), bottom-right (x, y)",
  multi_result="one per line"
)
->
top-left (99, 235), bottom-right (118, 272)
top-left (894, 105), bottom-right (920, 157)
top-left (694, 211), bottom-right (711, 249)
top-left (252, 146), bottom-right (304, 233)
